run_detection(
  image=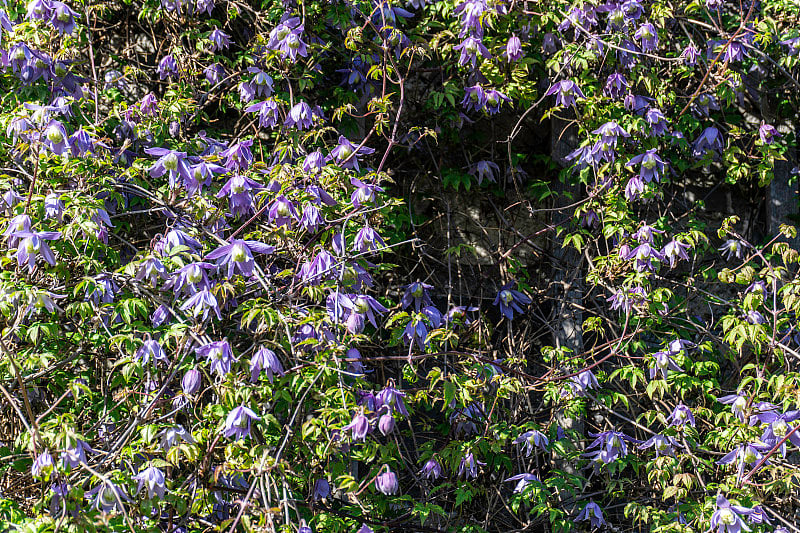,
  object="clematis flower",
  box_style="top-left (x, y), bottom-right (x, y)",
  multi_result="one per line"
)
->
top-left (681, 44), bottom-right (700, 65)
top-left (32, 451), bottom-right (54, 478)
top-left (717, 443), bottom-right (764, 480)
top-left (668, 403), bottom-right (696, 428)
top-left (375, 467), bottom-right (399, 495)
top-left (208, 28), bottom-right (231, 52)
top-left (513, 430), bottom-right (549, 456)
top-left (133, 466), bottom-right (166, 500)
top-left (710, 495), bottom-right (752, 533)
top-left (157, 54), bottom-right (178, 79)
top-left (159, 425), bottom-right (196, 450)
top-left (692, 126), bottom-right (724, 158)
top-left (134, 255), bottom-right (167, 287)
top-left (196, 340), bottom-right (237, 378)
top-left (505, 35), bottom-right (522, 61)
top-left (62, 440), bottom-right (93, 469)
top-left (328, 136), bottom-right (375, 171)
top-left (576, 501), bottom-right (606, 528)
top-left (267, 18), bottom-right (308, 61)
top-left (205, 63), bottom-right (227, 85)
top-left (505, 473), bottom-right (540, 493)
top-left (584, 430), bottom-right (637, 464)
top-left (220, 139), bottom-right (254, 171)
top-left (43, 119), bottom-right (69, 154)
top-left (15, 231), bottom-right (61, 271)
top-left (420, 459), bottom-right (442, 480)
top-left (205, 239), bottom-right (275, 278)
top-left (284, 101), bottom-right (314, 130)
top-left (469, 160), bottom-right (500, 184)
top-left (343, 411), bottom-right (372, 441)
top-left (570, 369), bottom-right (599, 396)
top-left (224, 405), bottom-right (260, 440)
top-left (312, 479), bottom-right (330, 501)
top-left (626, 149), bottom-right (665, 182)
top-left (268, 195), bottom-right (299, 227)
top-left (454, 36), bottom-right (491, 68)
top-left (638, 434), bottom-right (681, 457)
top-left (718, 394), bottom-right (748, 422)
top-left (545, 80), bottom-right (585, 107)
top-left (217, 174), bottom-right (263, 217)
top-left (88, 481), bottom-right (129, 514)
top-left (378, 412), bottom-right (395, 435)
top-left (649, 349), bottom-right (683, 380)
top-left (493, 282), bottom-right (531, 321)
top-left (458, 452), bottom-right (485, 479)
top-left (719, 239), bottom-right (749, 261)
top-left (249, 346), bottom-right (284, 383)
top-left (662, 239), bottom-right (690, 268)
top-left (377, 384), bottom-right (409, 416)
top-left (354, 225), bottom-right (385, 254)
top-left (144, 147), bottom-right (192, 189)
top-left (634, 22), bottom-right (658, 51)
top-left (135, 339), bottom-right (169, 366)
top-left (604, 72), bottom-right (629, 99)
top-left (752, 410), bottom-right (800, 456)
top-left (246, 99), bottom-right (280, 128)
top-left (759, 123), bottom-right (780, 145)
top-left (182, 369), bottom-right (202, 395)
top-left (166, 262), bottom-right (215, 297)
top-left (462, 84), bottom-right (486, 112)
